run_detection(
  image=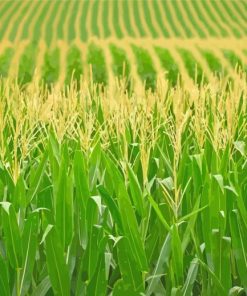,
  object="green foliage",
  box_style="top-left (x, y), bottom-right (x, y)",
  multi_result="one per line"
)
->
top-left (155, 46), bottom-right (179, 85)
top-left (18, 43), bottom-right (38, 85)
top-left (178, 48), bottom-right (205, 84)
top-left (223, 50), bottom-right (245, 70)
top-left (0, 1), bottom-right (246, 295)
top-left (109, 44), bottom-right (130, 78)
top-left (111, 1), bottom-right (122, 38)
top-left (87, 43), bottom-right (107, 85)
top-left (42, 48), bottom-right (60, 85)
top-left (0, 48), bottom-right (13, 78)
top-left (0, 76), bottom-right (247, 295)
top-left (65, 46), bottom-right (83, 85)
top-left (132, 45), bottom-right (157, 90)
top-left (201, 49), bottom-right (225, 76)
